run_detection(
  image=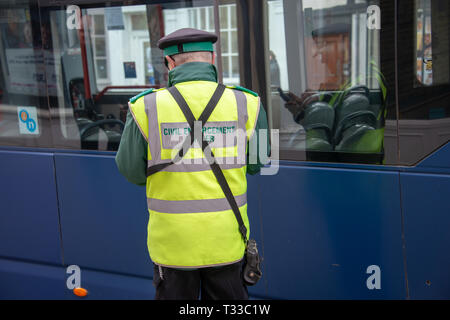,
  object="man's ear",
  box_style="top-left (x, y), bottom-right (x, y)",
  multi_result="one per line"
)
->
top-left (166, 55), bottom-right (176, 70)
top-left (212, 52), bottom-right (216, 65)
